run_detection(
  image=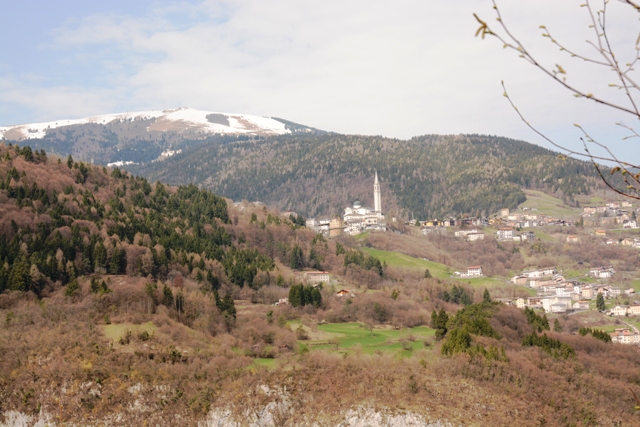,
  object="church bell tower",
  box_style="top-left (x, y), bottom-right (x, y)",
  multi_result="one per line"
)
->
top-left (374, 171), bottom-right (381, 213)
